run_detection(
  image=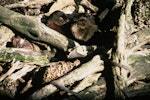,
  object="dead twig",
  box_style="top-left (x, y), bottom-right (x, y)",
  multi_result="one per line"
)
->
top-left (0, 60), bottom-right (22, 82)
